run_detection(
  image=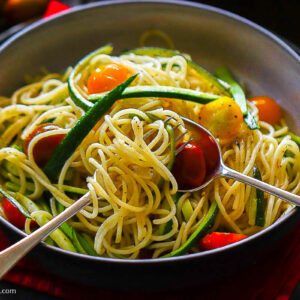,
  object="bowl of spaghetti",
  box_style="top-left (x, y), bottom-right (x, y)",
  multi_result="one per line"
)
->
top-left (0, 0), bottom-right (299, 290)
